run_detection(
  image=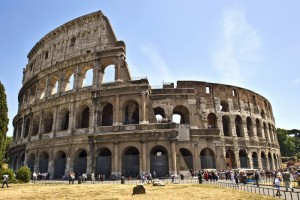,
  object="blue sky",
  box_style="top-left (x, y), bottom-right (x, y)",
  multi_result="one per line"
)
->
top-left (0, 0), bottom-right (299, 136)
